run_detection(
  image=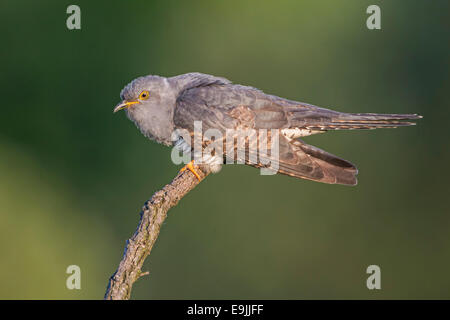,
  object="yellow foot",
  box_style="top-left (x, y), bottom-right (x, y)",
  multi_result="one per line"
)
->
top-left (179, 160), bottom-right (202, 181)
